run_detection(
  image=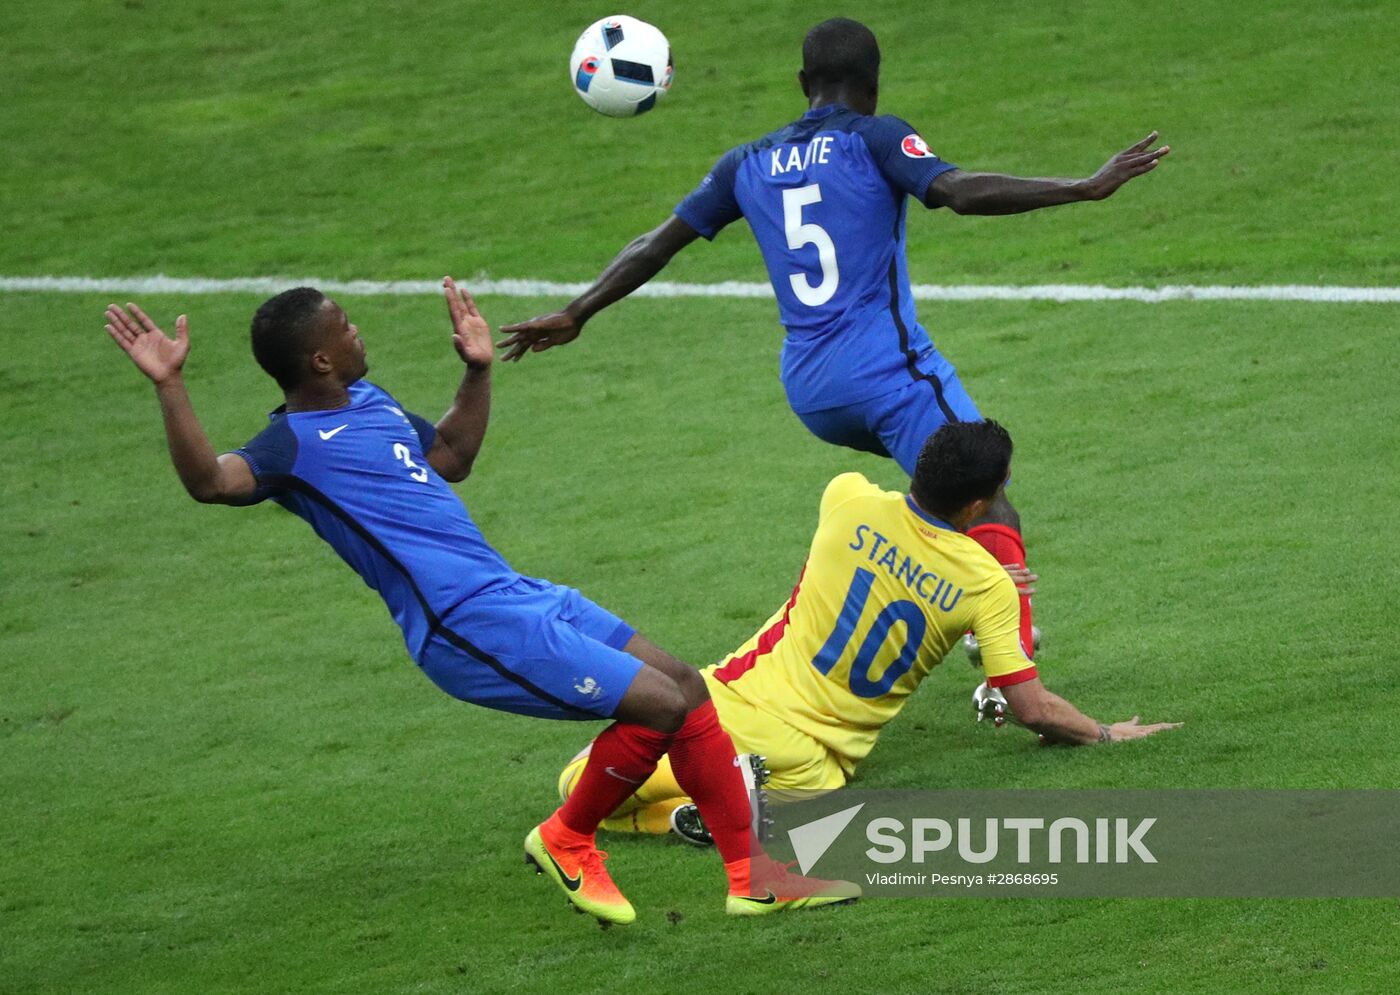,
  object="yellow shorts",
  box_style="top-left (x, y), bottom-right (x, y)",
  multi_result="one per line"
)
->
top-left (706, 674), bottom-right (848, 796)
